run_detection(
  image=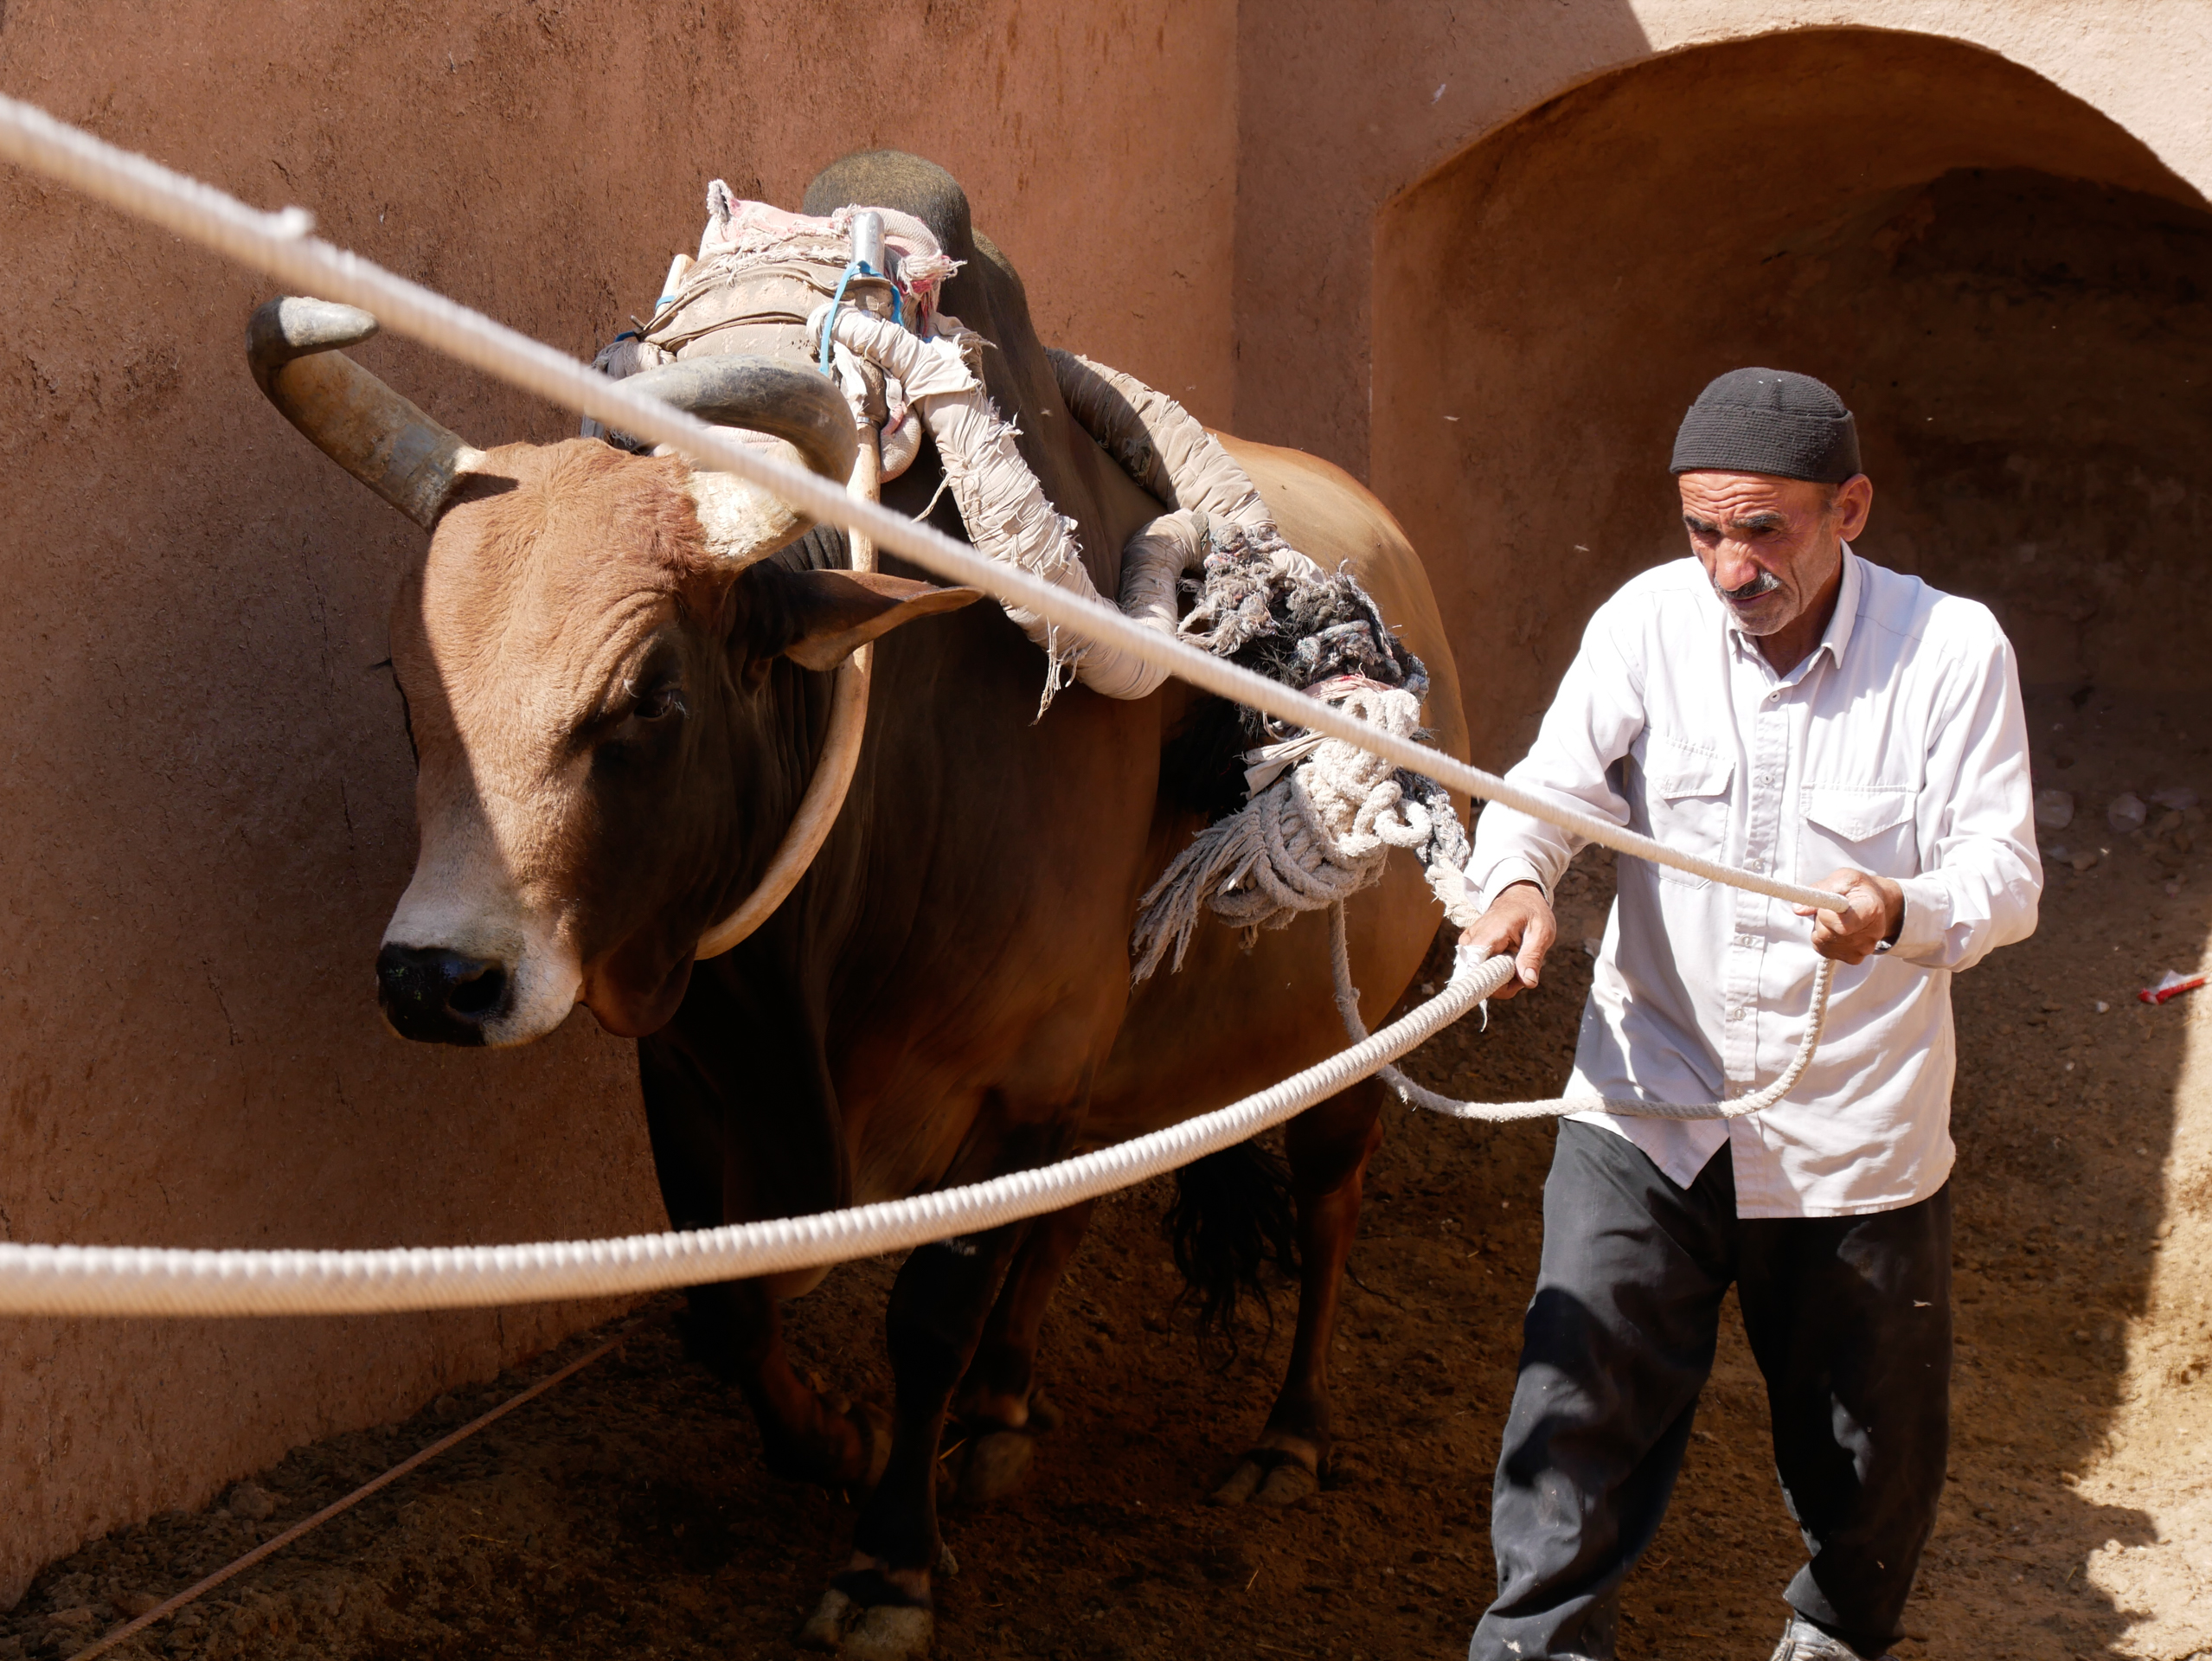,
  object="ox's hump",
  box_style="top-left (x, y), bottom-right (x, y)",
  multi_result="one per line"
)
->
top-left (802, 151), bottom-right (973, 266)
